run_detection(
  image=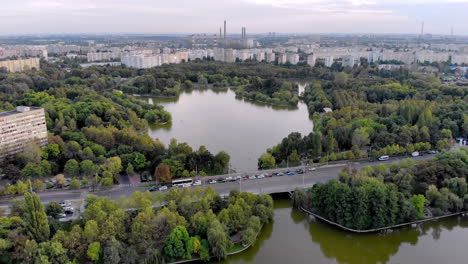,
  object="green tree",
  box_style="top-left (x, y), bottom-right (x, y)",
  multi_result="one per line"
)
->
top-left (80, 160), bottom-right (98, 177)
top-left (163, 225), bottom-right (190, 261)
top-left (64, 159), bottom-right (80, 177)
top-left (38, 241), bottom-right (69, 264)
top-left (207, 221), bottom-right (229, 261)
top-left (24, 192), bottom-right (50, 242)
top-left (70, 178), bottom-right (80, 190)
top-left (87, 242), bottom-right (100, 262)
top-left (46, 202), bottom-right (64, 219)
top-left (258, 153), bottom-right (276, 169)
top-left (410, 195), bottom-right (425, 219)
